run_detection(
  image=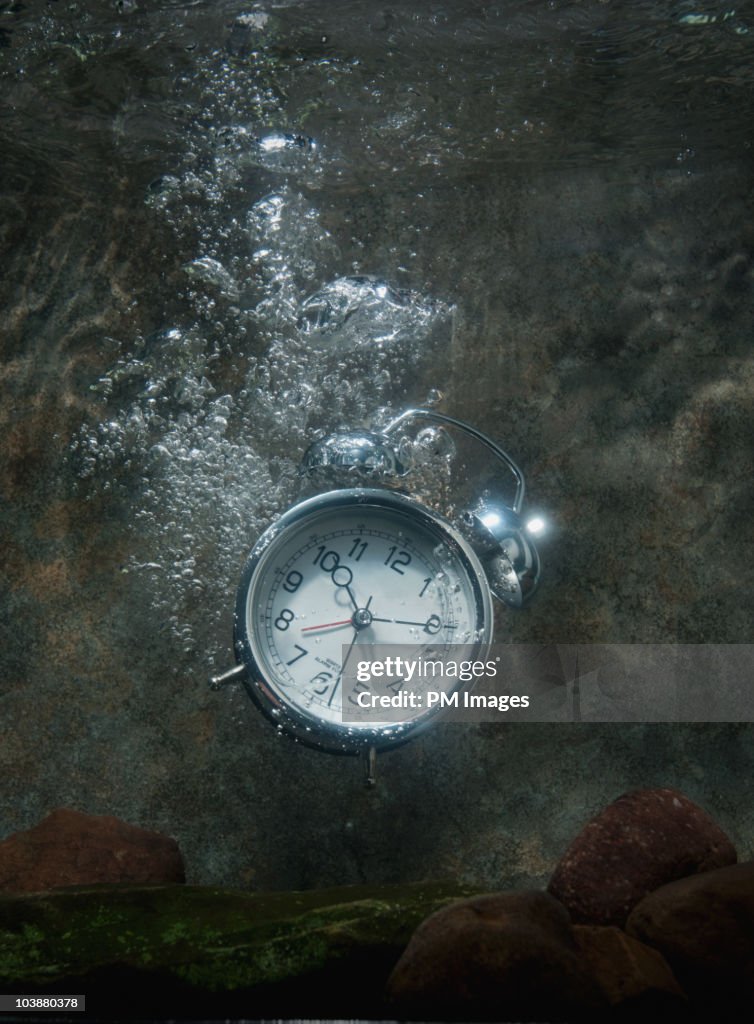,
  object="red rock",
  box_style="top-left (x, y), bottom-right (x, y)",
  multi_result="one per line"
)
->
top-left (547, 787), bottom-right (736, 926)
top-left (626, 861), bottom-right (754, 999)
top-left (574, 924), bottom-right (685, 1011)
top-left (0, 808), bottom-right (185, 893)
top-left (386, 890), bottom-right (606, 1020)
